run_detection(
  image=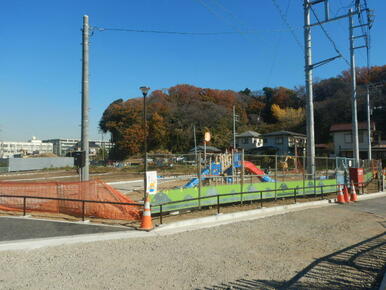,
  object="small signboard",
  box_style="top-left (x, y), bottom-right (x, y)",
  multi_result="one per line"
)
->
top-left (204, 131), bottom-right (211, 142)
top-left (146, 171), bottom-right (157, 195)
